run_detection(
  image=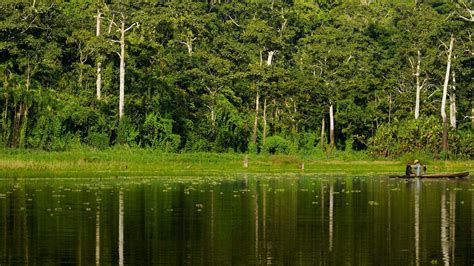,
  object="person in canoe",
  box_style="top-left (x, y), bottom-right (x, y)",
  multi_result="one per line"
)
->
top-left (405, 160), bottom-right (427, 177)
top-left (412, 160), bottom-right (422, 176)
